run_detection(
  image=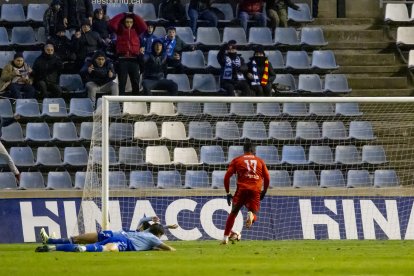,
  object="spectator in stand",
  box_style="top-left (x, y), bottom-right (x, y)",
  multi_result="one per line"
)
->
top-left (48, 26), bottom-right (76, 62)
top-left (266, 0), bottom-right (300, 29)
top-left (245, 45), bottom-right (275, 97)
top-left (140, 23), bottom-right (158, 56)
top-left (80, 51), bottom-right (118, 103)
top-left (217, 40), bottom-right (252, 96)
top-left (92, 8), bottom-right (111, 46)
top-left (0, 52), bottom-right (36, 99)
top-left (62, 0), bottom-right (93, 30)
top-left (188, 0), bottom-right (218, 36)
top-left (43, 0), bottom-right (65, 38)
top-left (140, 39), bottom-right (178, 96)
top-left (238, 0), bottom-right (266, 32)
top-left (160, 0), bottom-right (186, 26)
top-left (72, 19), bottom-right (104, 68)
top-left (32, 44), bottom-right (64, 99)
top-left (163, 26), bottom-right (195, 73)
